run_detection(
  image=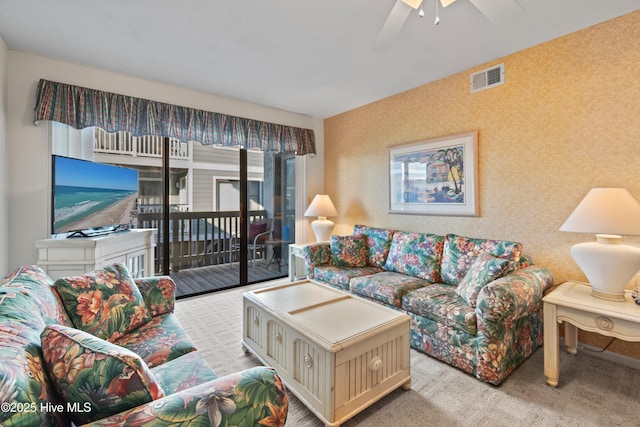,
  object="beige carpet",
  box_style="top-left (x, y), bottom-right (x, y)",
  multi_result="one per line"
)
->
top-left (174, 280), bottom-right (640, 427)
